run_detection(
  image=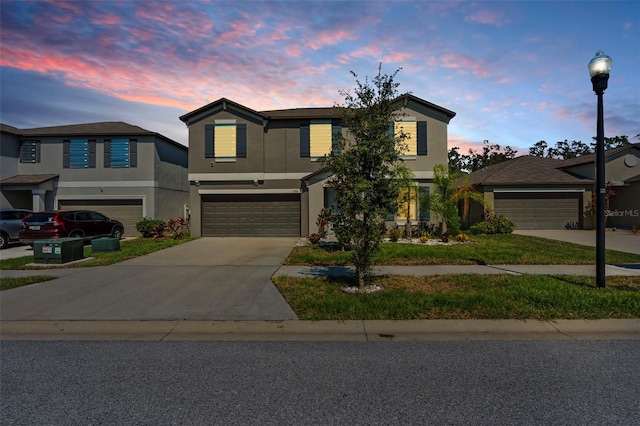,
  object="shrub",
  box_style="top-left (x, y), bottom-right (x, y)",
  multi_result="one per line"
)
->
top-left (388, 227), bottom-right (404, 242)
top-left (136, 218), bottom-right (166, 238)
top-left (166, 217), bottom-right (190, 239)
top-left (455, 233), bottom-right (469, 242)
top-left (307, 233), bottom-right (322, 244)
top-left (469, 214), bottom-right (516, 235)
top-left (419, 236), bottom-right (429, 244)
top-left (440, 232), bottom-right (449, 243)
